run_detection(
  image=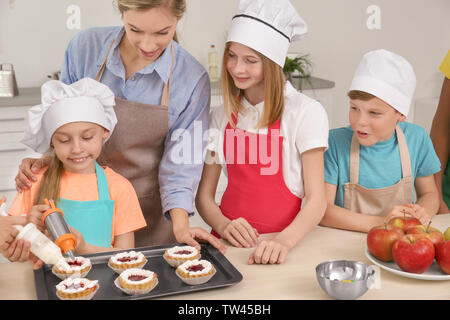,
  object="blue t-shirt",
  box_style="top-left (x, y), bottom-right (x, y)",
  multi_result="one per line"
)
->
top-left (324, 122), bottom-right (441, 207)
